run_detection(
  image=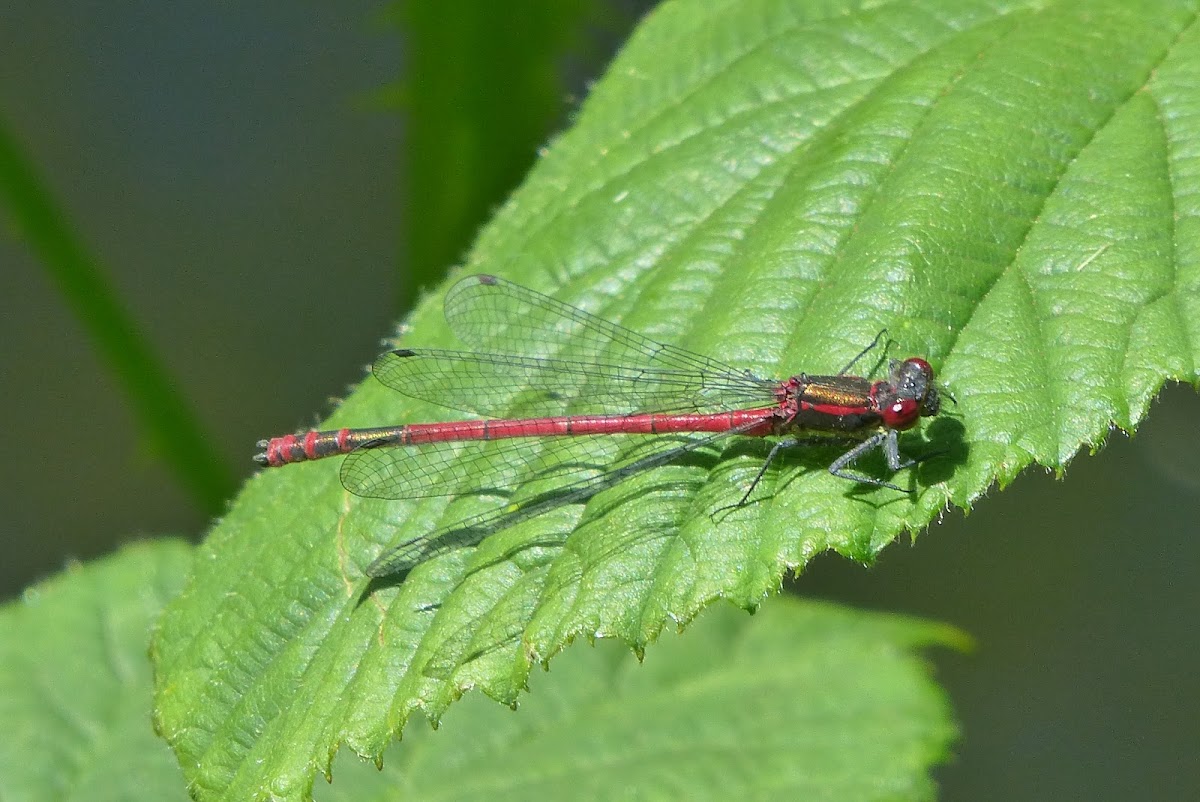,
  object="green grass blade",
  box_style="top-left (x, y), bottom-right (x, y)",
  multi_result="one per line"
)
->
top-left (0, 119), bottom-right (236, 513)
